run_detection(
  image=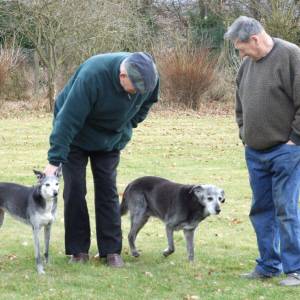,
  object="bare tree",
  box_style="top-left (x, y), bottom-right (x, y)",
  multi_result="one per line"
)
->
top-left (202, 0), bottom-right (300, 44)
top-left (0, 0), bottom-right (156, 111)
